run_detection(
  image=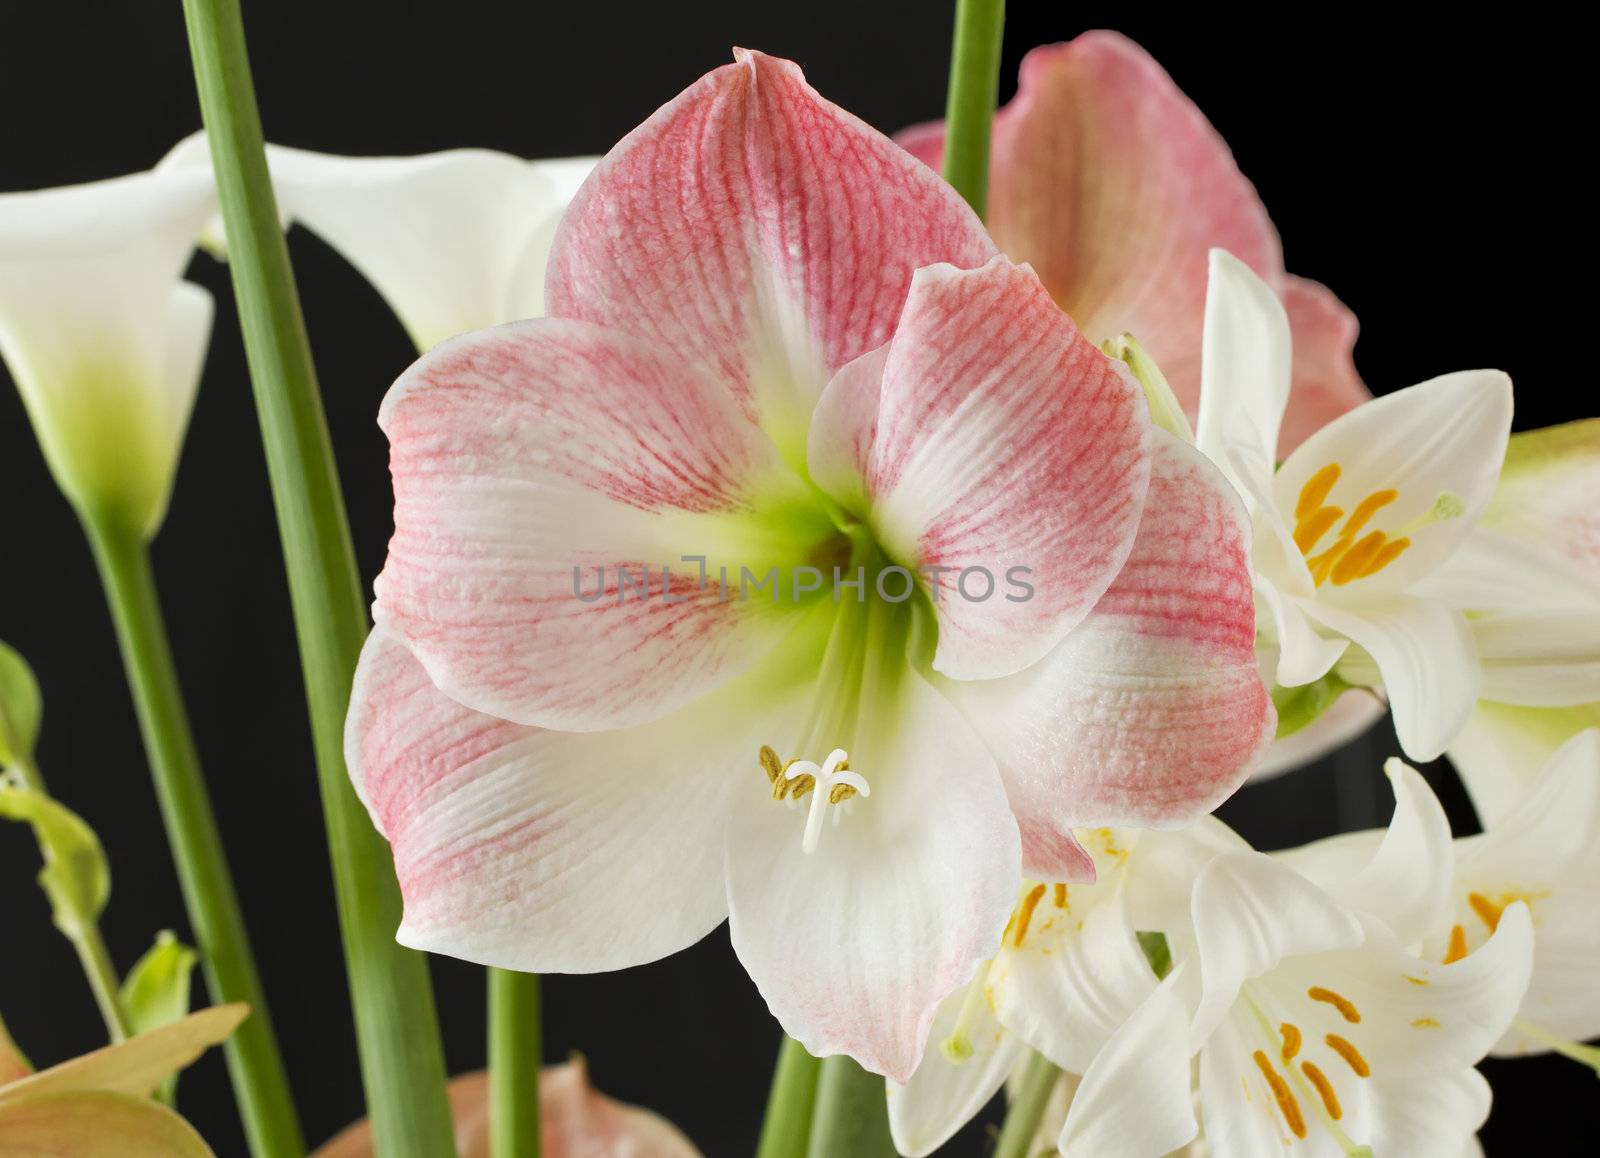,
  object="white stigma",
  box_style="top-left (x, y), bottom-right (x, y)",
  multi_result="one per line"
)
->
top-left (788, 748), bottom-right (871, 854)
